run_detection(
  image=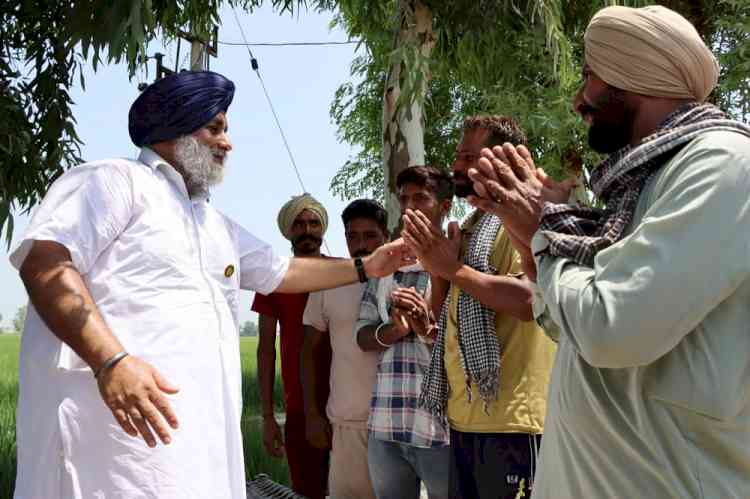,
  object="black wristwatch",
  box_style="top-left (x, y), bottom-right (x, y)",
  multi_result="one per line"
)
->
top-left (354, 257), bottom-right (368, 283)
